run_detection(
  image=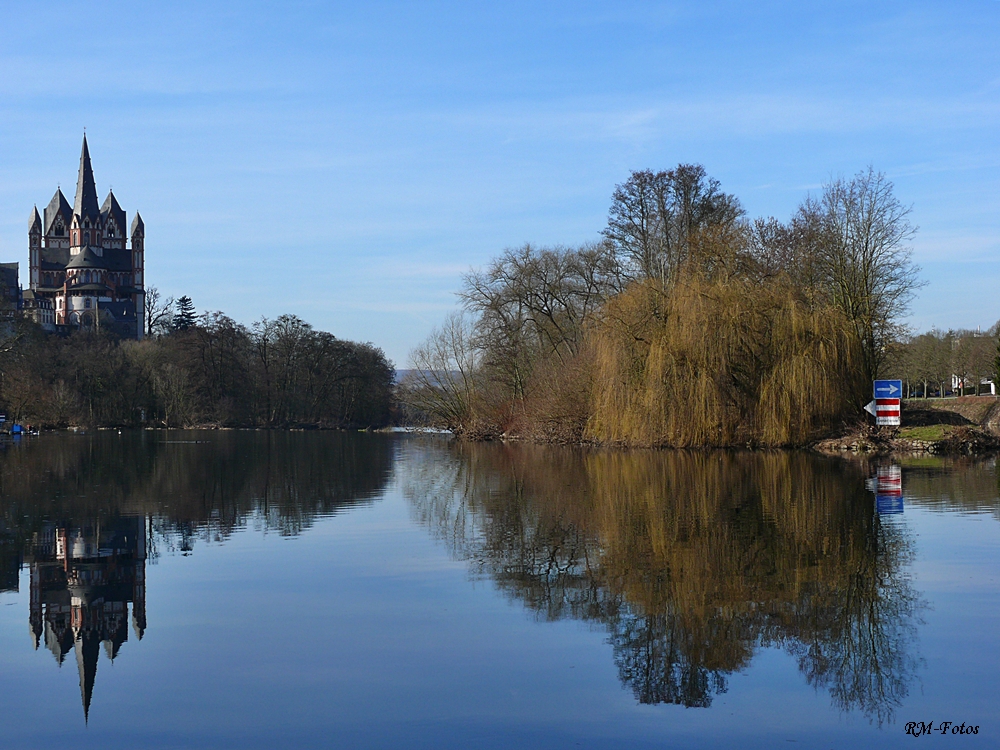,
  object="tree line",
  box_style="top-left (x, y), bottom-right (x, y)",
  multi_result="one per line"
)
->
top-left (886, 326), bottom-right (999, 398)
top-left (403, 165), bottom-right (935, 446)
top-left (0, 296), bottom-right (395, 429)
